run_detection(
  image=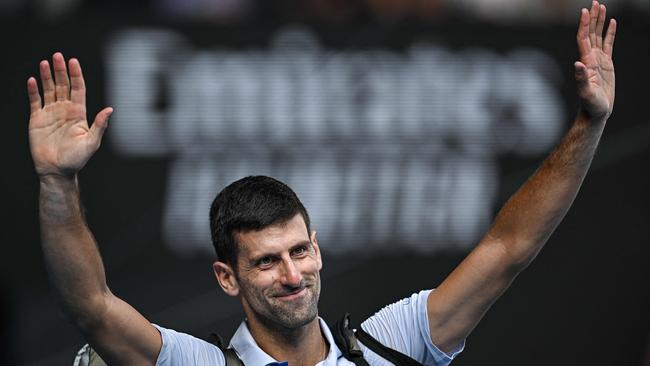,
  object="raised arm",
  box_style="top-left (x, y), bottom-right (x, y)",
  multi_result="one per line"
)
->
top-left (28, 52), bottom-right (161, 365)
top-left (426, 1), bottom-right (617, 352)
